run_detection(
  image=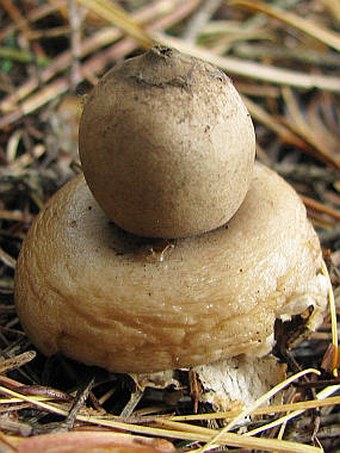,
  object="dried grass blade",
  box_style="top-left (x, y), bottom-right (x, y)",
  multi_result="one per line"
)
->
top-left (157, 420), bottom-right (320, 452)
top-left (230, 0), bottom-right (340, 52)
top-left (0, 396), bottom-right (61, 405)
top-left (171, 396), bottom-right (340, 421)
top-left (246, 383), bottom-right (340, 436)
